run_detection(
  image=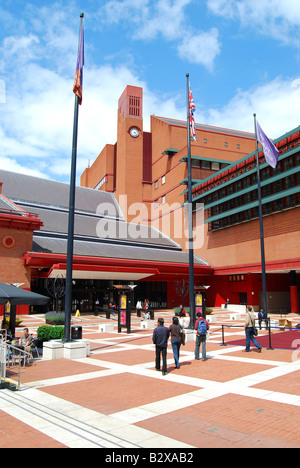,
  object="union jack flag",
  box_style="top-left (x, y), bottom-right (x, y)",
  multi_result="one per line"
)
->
top-left (189, 85), bottom-right (198, 141)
